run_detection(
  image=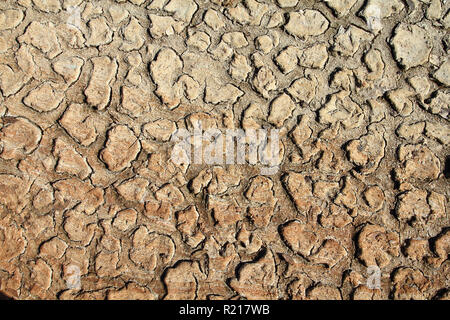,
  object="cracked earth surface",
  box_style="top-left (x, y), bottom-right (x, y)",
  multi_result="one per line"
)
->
top-left (0, 0), bottom-right (449, 300)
